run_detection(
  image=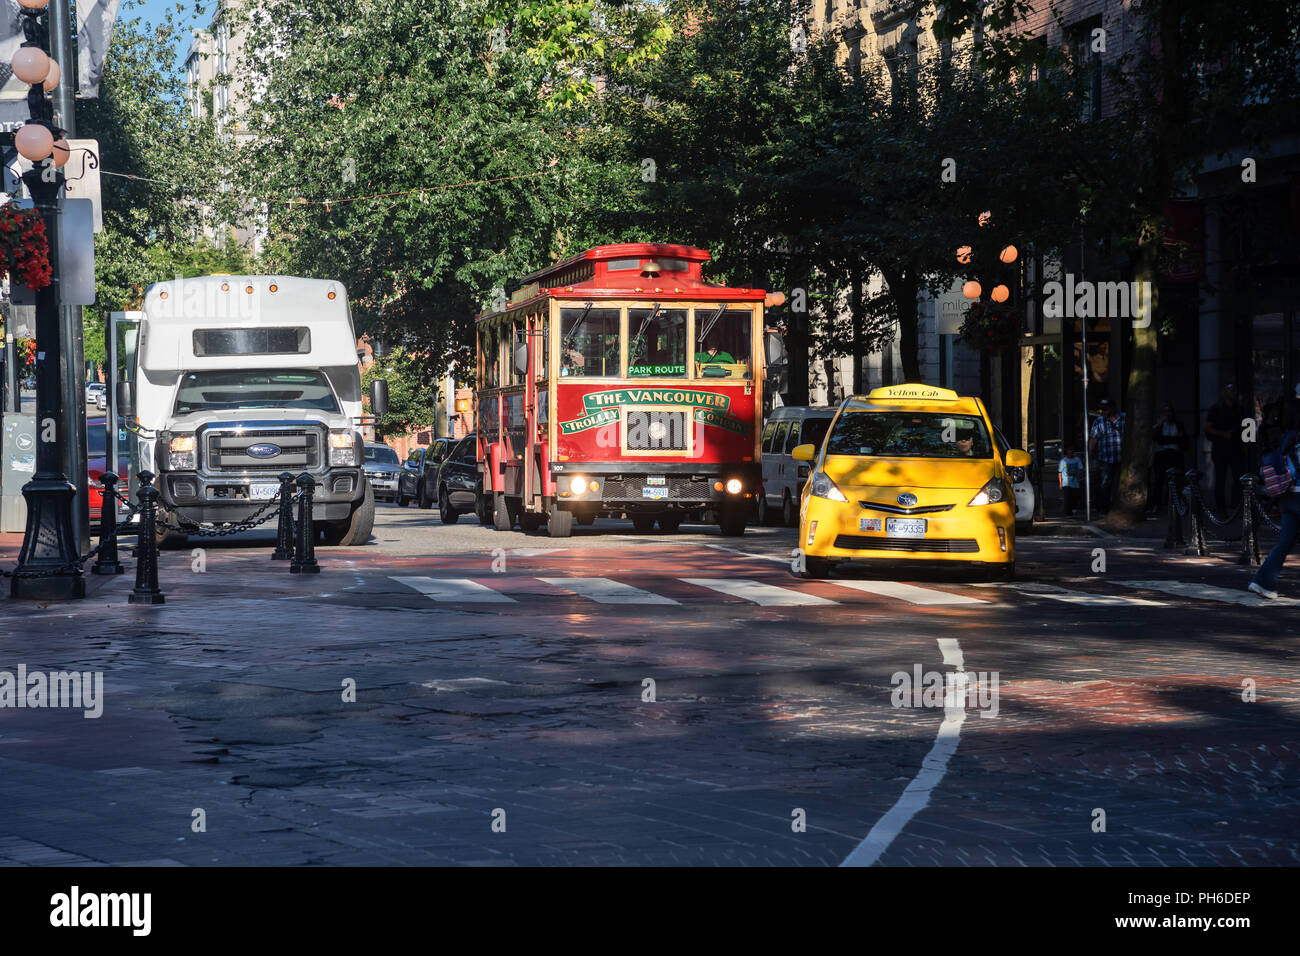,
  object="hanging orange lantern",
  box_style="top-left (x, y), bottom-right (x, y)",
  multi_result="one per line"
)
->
top-left (991, 284), bottom-right (1010, 303)
top-left (962, 280), bottom-right (982, 300)
top-left (999, 245), bottom-right (1018, 263)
